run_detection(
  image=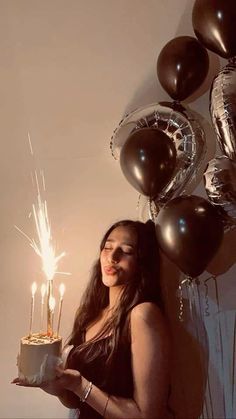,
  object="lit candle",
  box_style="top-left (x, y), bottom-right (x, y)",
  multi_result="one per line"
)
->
top-left (56, 283), bottom-right (65, 338)
top-left (29, 282), bottom-right (37, 337)
top-left (40, 283), bottom-right (46, 333)
top-left (49, 296), bottom-right (56, 336)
